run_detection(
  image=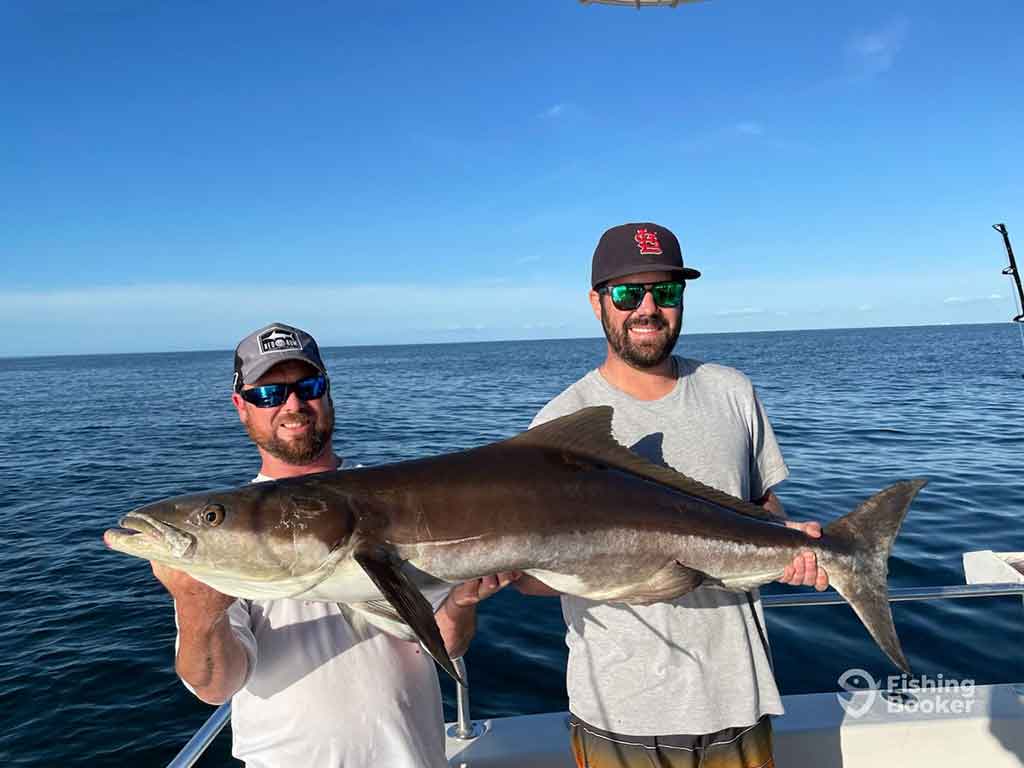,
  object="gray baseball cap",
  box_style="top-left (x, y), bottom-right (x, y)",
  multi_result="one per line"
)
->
top-left (232, 322), bottom-right (328, 392)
